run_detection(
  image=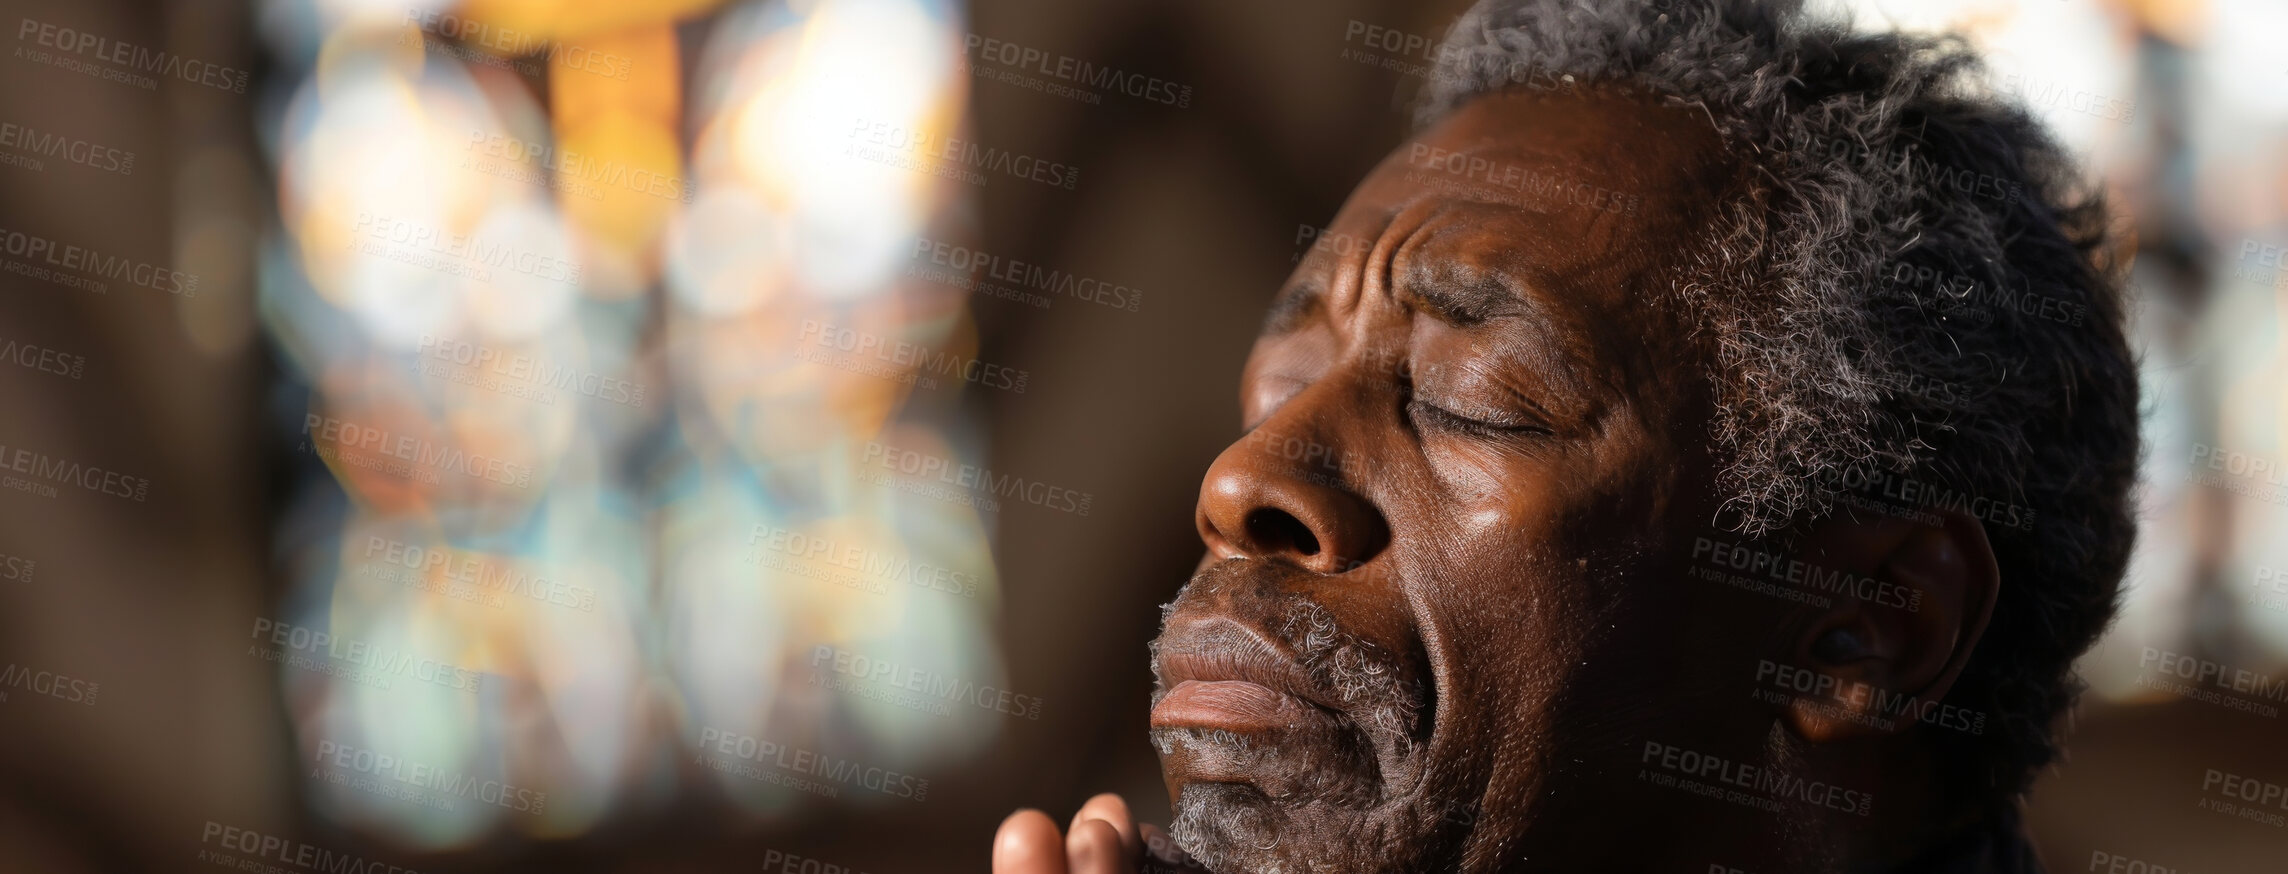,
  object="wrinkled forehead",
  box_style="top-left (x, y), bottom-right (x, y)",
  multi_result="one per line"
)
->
top-left (1265, 90), bottom-right (1749, 428)
top-left (1352, 88), bottom-right (1744, 269)
top-left (1287, 90), bottom-right (1745, 345)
